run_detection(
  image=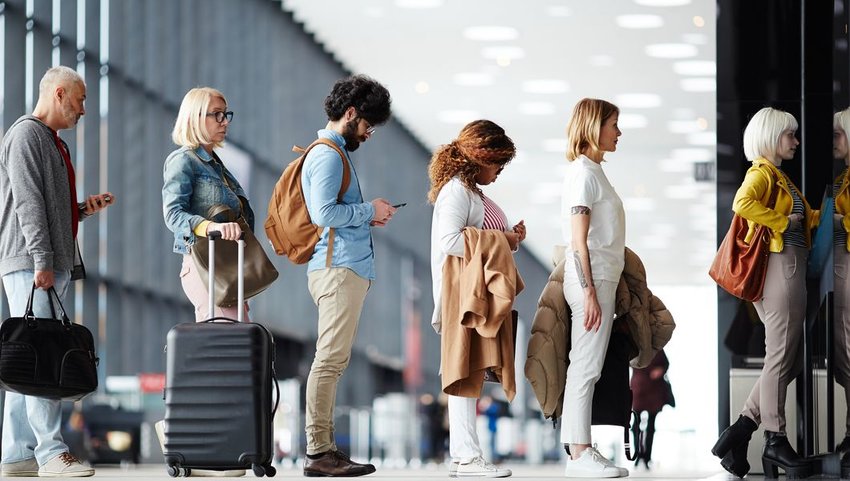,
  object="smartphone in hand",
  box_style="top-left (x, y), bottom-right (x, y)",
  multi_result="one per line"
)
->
top-left (392, 203), bottom-right (407, 208)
